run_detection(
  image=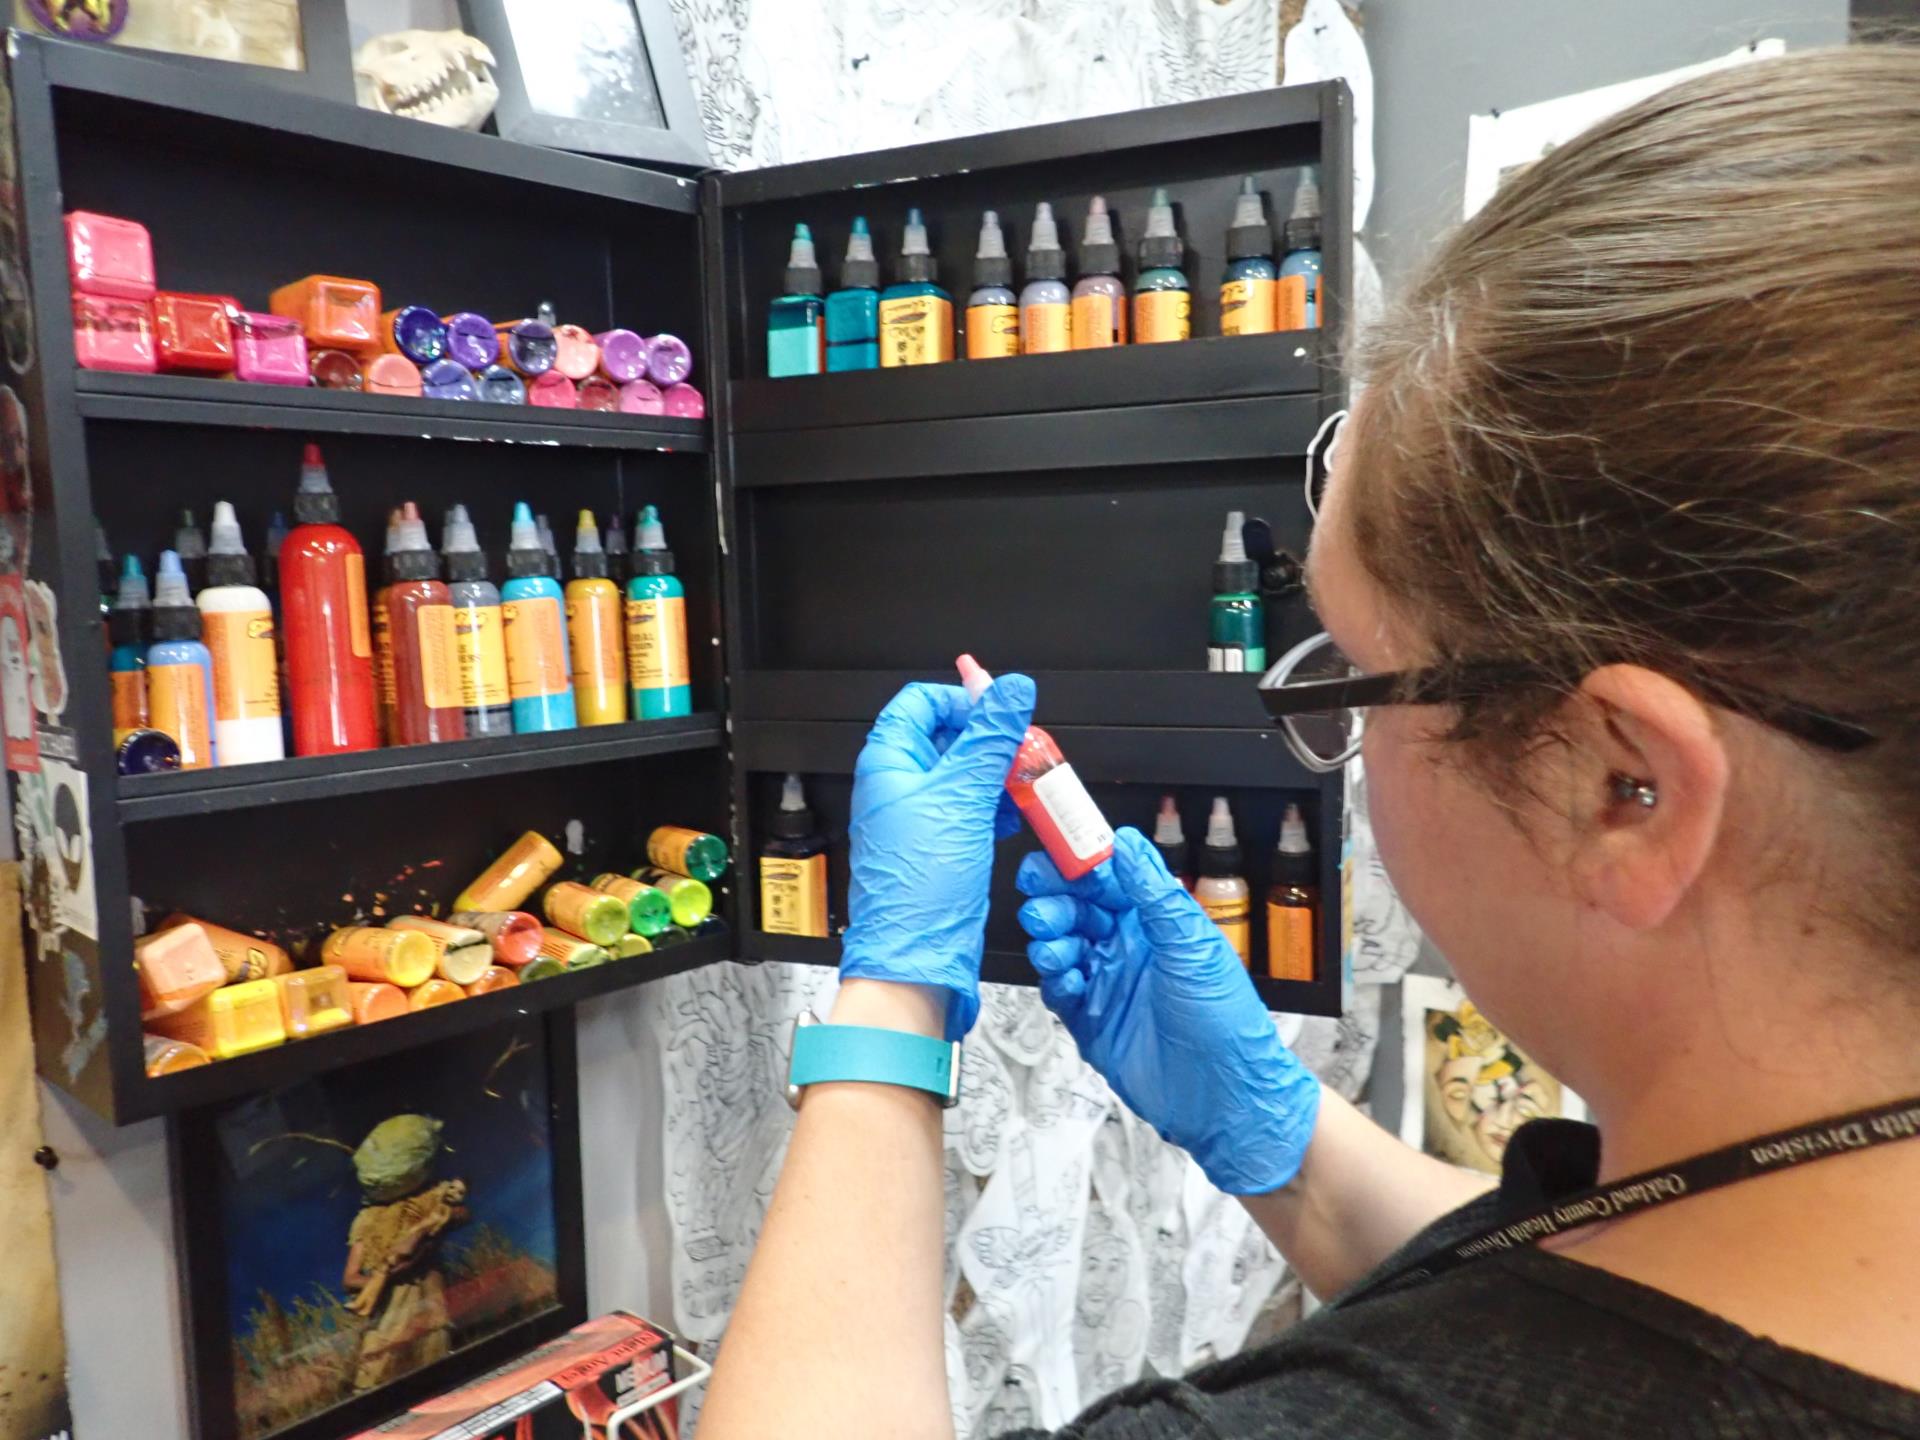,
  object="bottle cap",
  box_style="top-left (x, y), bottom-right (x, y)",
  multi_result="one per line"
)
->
top-left (630, 503), bottom-right (675, 578)
top-left (898, 207), bottom-right (937, 285)
top-left (972, 210), bottom-right (1012, 291)
top-left (572, 508), bottom-right (609, 579)
top-left (293, 443), bottom-right (340, 525)
top-left (441, 502), bottom-right (487, 583)
top-left (203, 500), bottom-right (256, 587)
top-left (1199, 795), bottom-right (1242, 876)
top-left (150, 549), bottom-right (200, 639)
top-left (770, 771), bottom-right (817, 839)
top-left (1026, 202), bottom-right (1066, 282)
top-left (1285, 173), bottom-right (1322, 252)
top-left (1227, 176), bottom-right (1273, 261)
top-left (1214, 510), bottom-right (1257, 595)
top-left (173, 509), bottom-right (206, 557)
top-left (1079, 196), bottom-right (1121, 276)
top-left (784, 222), bottom-right (822, 296)
top-left (113, 553), bottom-right (149, 611)
top-left (1139, 187), bottom-right (1184, 271)
top-left (387, 500), bottom-right (438, 582)
top-left (955, 652), bottom-right (991, 703)
top-left (1153, 795), bottom-right (1184, 845)
top-left (840, 216), bottom-right (880, 290)
top-left (505, 501), bottom-right (550, 578)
